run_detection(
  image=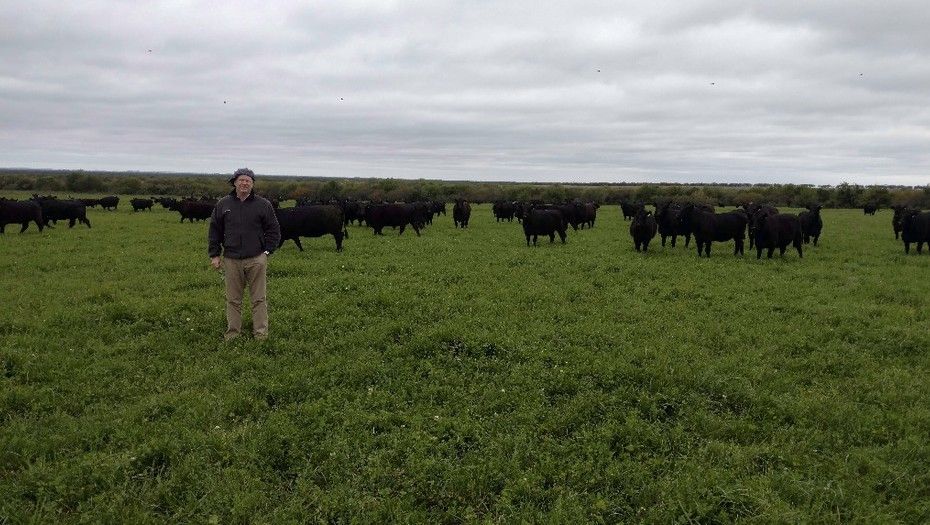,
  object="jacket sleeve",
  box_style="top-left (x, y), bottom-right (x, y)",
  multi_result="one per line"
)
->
top-left (208, 203), bottom-right (224, 257)
top-left (263, 202), bottom-right (281, 254)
